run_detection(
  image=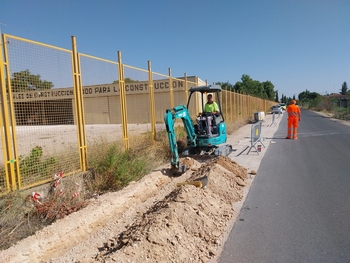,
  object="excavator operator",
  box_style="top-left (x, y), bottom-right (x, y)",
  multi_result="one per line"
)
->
top-left (286, 99), bottom-right (301, 139)
top-left (196, 94), bottom-right (220, 136)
